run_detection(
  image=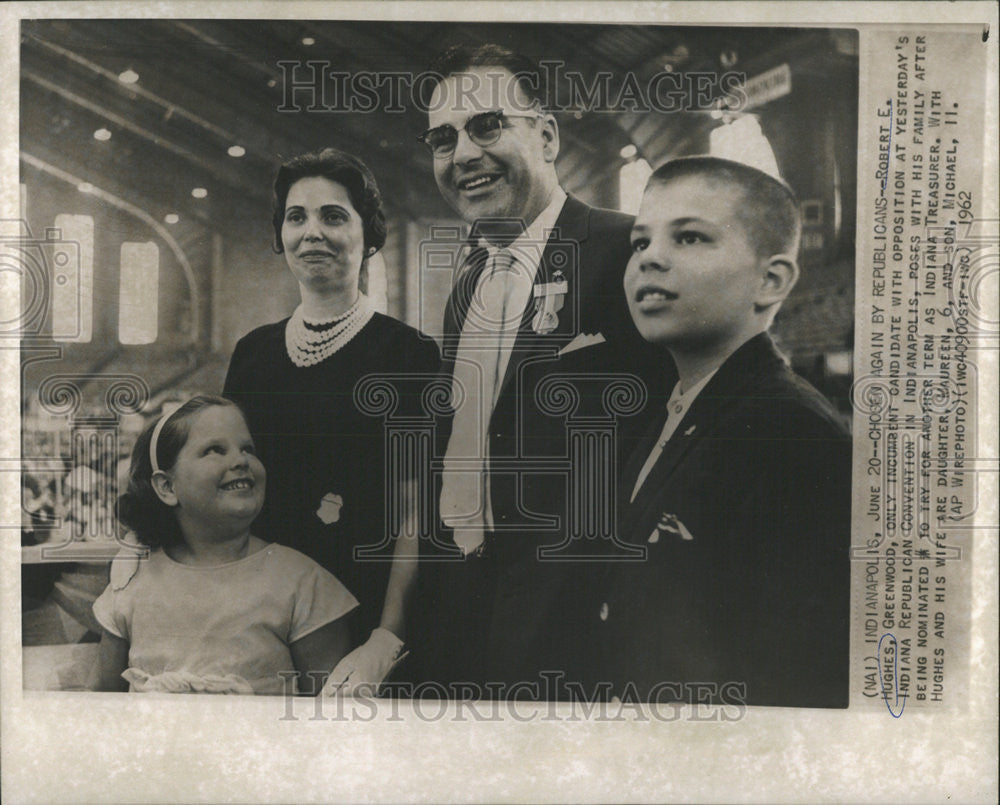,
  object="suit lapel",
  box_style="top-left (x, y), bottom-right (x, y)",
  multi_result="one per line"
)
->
top-left (494, 196), bottom-right (590, 401)
top-left (625, 333), bottom-right (788, 531)
top-left (533, 194), bottom-right (589, 339)
top-left (618, 396), bottom-right (710, 540)
top-left (619, 406), bottom-right (668, 513)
